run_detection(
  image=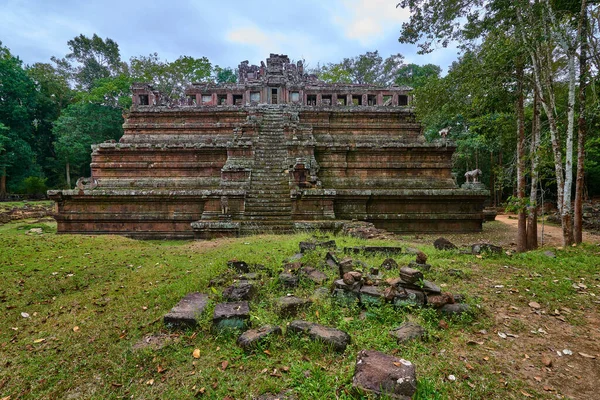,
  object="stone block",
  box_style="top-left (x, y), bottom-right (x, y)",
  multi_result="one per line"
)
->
top-left (288, 320), bottom-right (351, 352)
top-left (237, 324), bottom-right (282, 349)
top-left (279, 272), bottom-right (298, 287)
top-left (399, 267), bottom-right (423, 284)
top-left (325, 251), bottom-right (338, 268)
top-left (299, 266), bottom-right (328, 284)
top-left (164, 292), bottom-right (209, 329)
top-left (213, 301), bottom-right (250, 330)
top-left (353, 350), bottom-right (417, 399)
top-left (227, 260), bottom-right (249, 273)
top-left (439, 303), bottom-right (470, 316)
top-left (393, 288), bottom-right (426, 308)
top-left (359, 285), bottom-right (384, 306)
top-left (276, 296), bottom-right (312, 317)
top-left (222, 281), bottom-right (255, 301)
top-left (381, 258), bottom-right (398, 270)
top-left (426, 292), bottom-right (454, 308)
top-left (390, 322), bottom-right (426, 343)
